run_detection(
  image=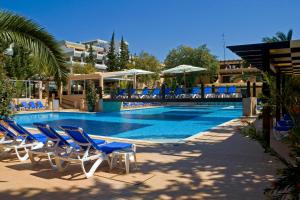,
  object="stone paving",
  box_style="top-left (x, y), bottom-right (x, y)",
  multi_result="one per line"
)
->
top-left (0, 118), bottom-right (281, 200)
